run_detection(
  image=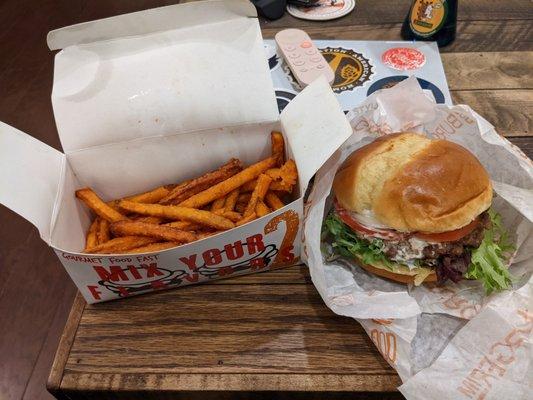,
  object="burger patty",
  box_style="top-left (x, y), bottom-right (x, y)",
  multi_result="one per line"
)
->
top-left (423, 212), bottom-right (490, 260)
top-left (361, 212), bottom-right (491, 284)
